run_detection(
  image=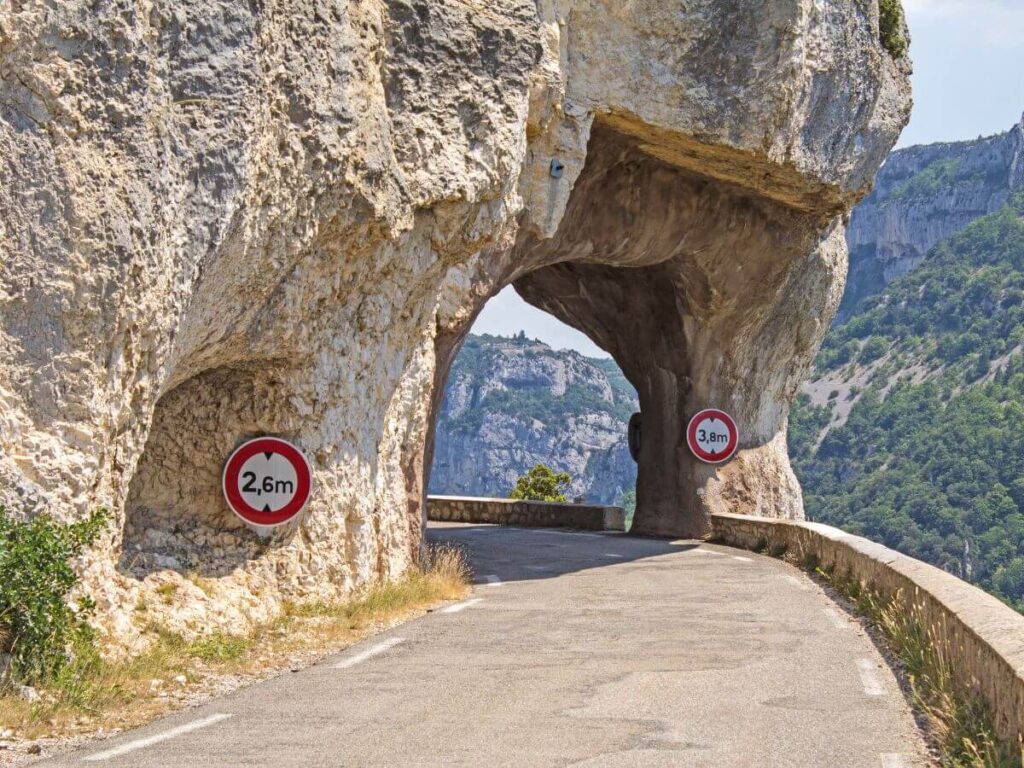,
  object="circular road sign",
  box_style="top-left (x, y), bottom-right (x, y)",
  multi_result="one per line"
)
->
top-left (222, 437), bottom-right (312, 527)
top-left (686, 409), bottom-right (739, 464)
